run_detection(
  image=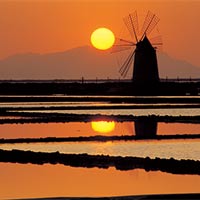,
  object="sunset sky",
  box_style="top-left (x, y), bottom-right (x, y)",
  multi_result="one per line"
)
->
top-left (0, 0), bottom-right (200, 67)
